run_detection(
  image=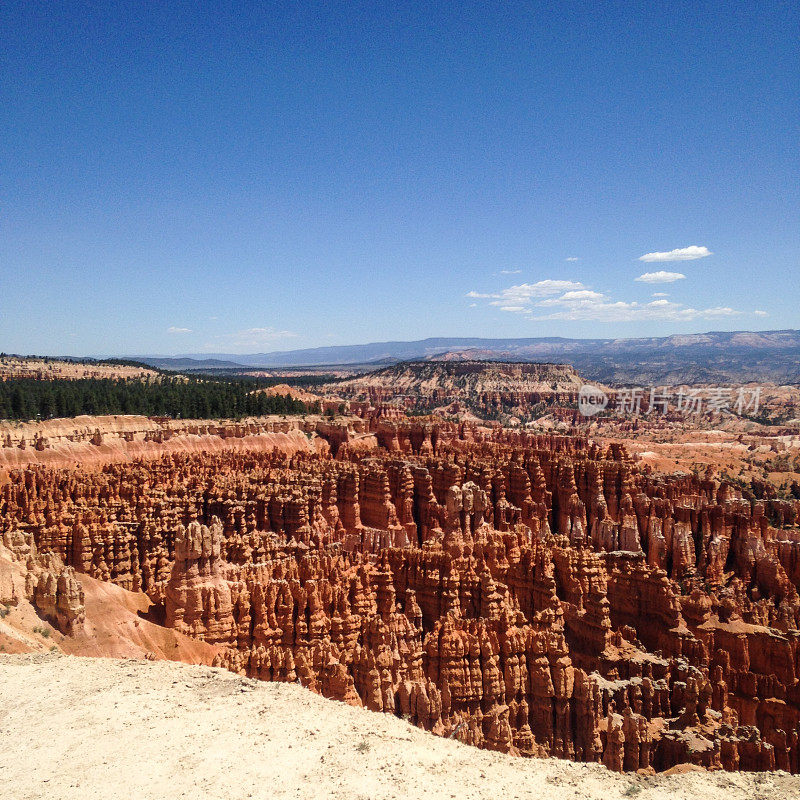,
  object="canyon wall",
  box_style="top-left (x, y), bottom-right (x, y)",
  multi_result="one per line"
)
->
top-left (2, 421), bottom-right (799, 773)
